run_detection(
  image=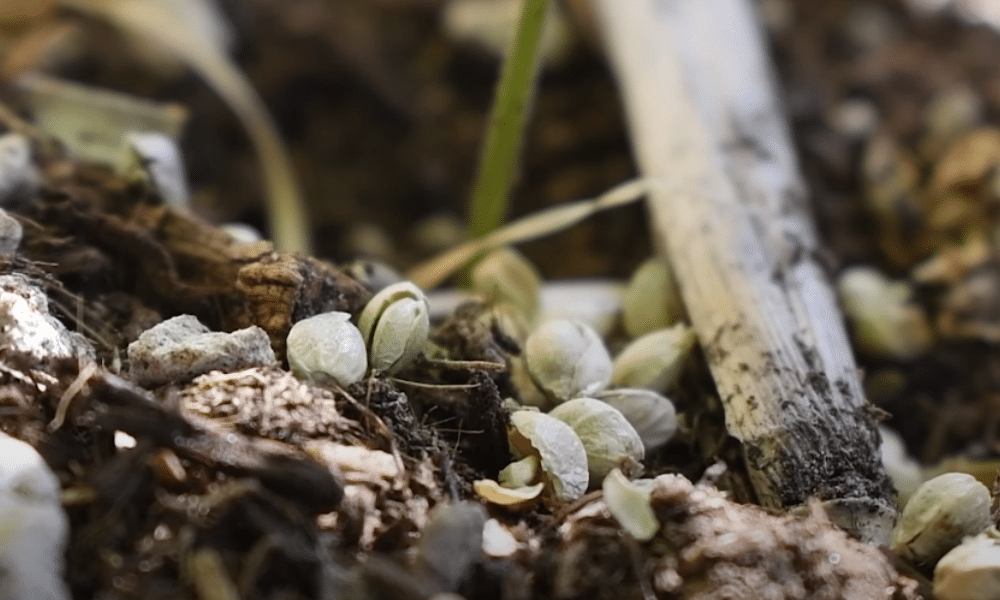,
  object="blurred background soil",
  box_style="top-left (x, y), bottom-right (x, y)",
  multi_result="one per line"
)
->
top-left (2, 0), bottom-right (650, 278)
